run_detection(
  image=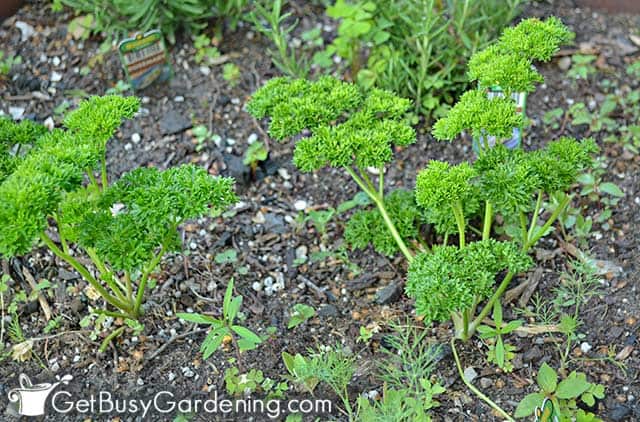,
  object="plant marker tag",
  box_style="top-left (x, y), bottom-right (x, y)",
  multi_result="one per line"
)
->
top-left (118, 30), bottom-right (172, 91)
top-left (473, 86), bottom-right (527, 153)
top-left (534, 397), bottom-right (559, 422)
